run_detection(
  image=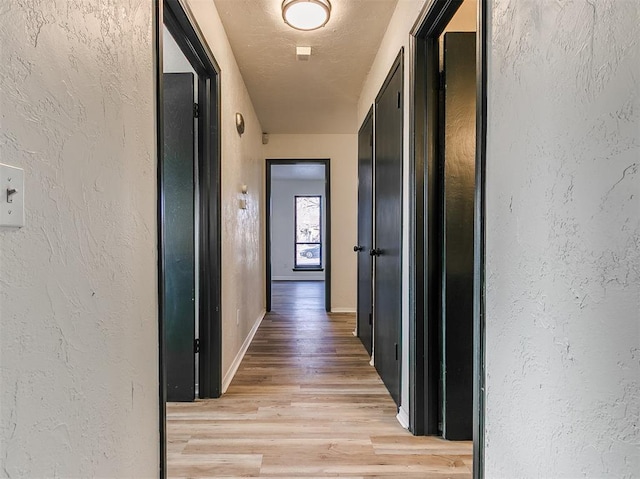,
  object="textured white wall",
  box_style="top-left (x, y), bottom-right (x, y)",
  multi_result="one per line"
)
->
top-left (264, 134), bottom-right (358, 312)
top-left (485, 1), bottom-right (640, 476)
top-left (357, 0), bottom-right (428, 424)
top-left (185, 0), bottom-right (266, 377)
top-left (271, 179), bottom-right (326, 281)
top-left (0, 1), bottom-right (158, 477)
